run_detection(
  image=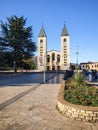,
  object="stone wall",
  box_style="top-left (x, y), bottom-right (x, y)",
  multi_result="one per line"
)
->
top-left (56, 81), bottom-right (98, 122)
